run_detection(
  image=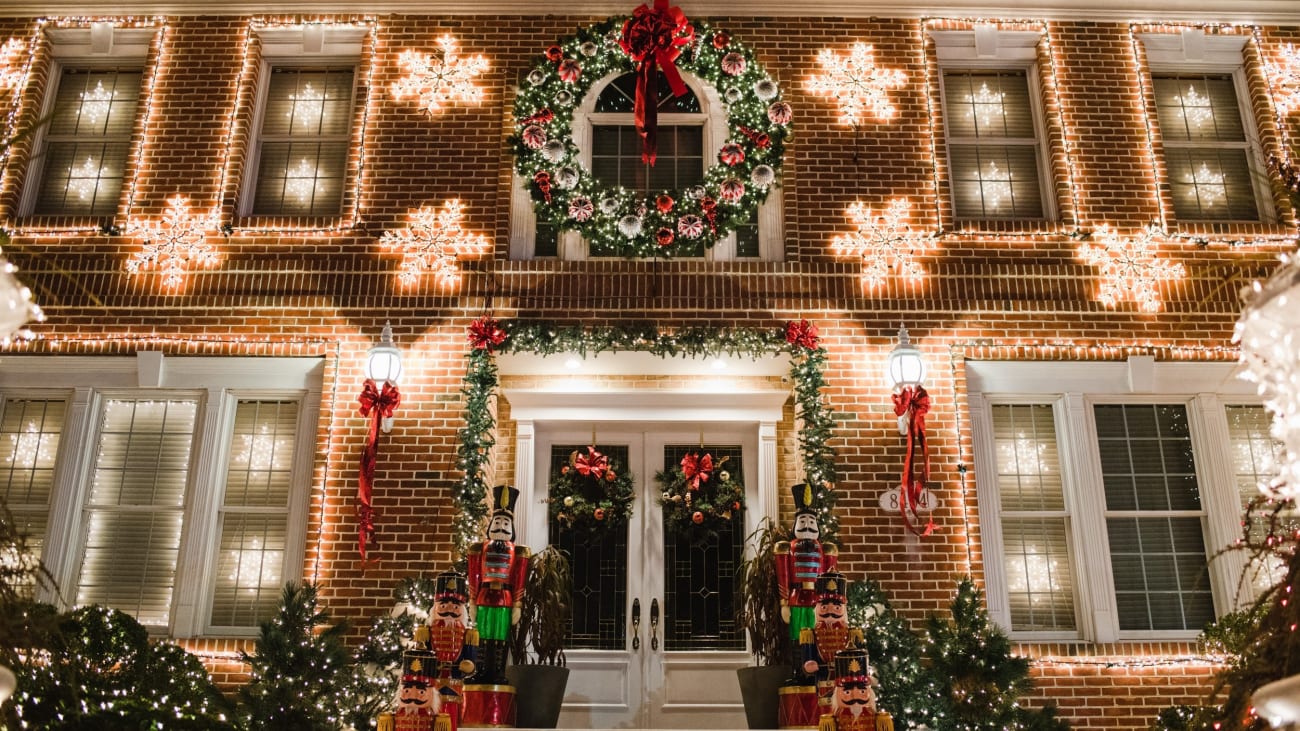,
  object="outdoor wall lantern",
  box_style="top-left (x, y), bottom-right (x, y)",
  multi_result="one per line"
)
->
top-left (357, 321), bottom-right (403, 559)
top-left (885, 324), bottom-right (934, 536)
